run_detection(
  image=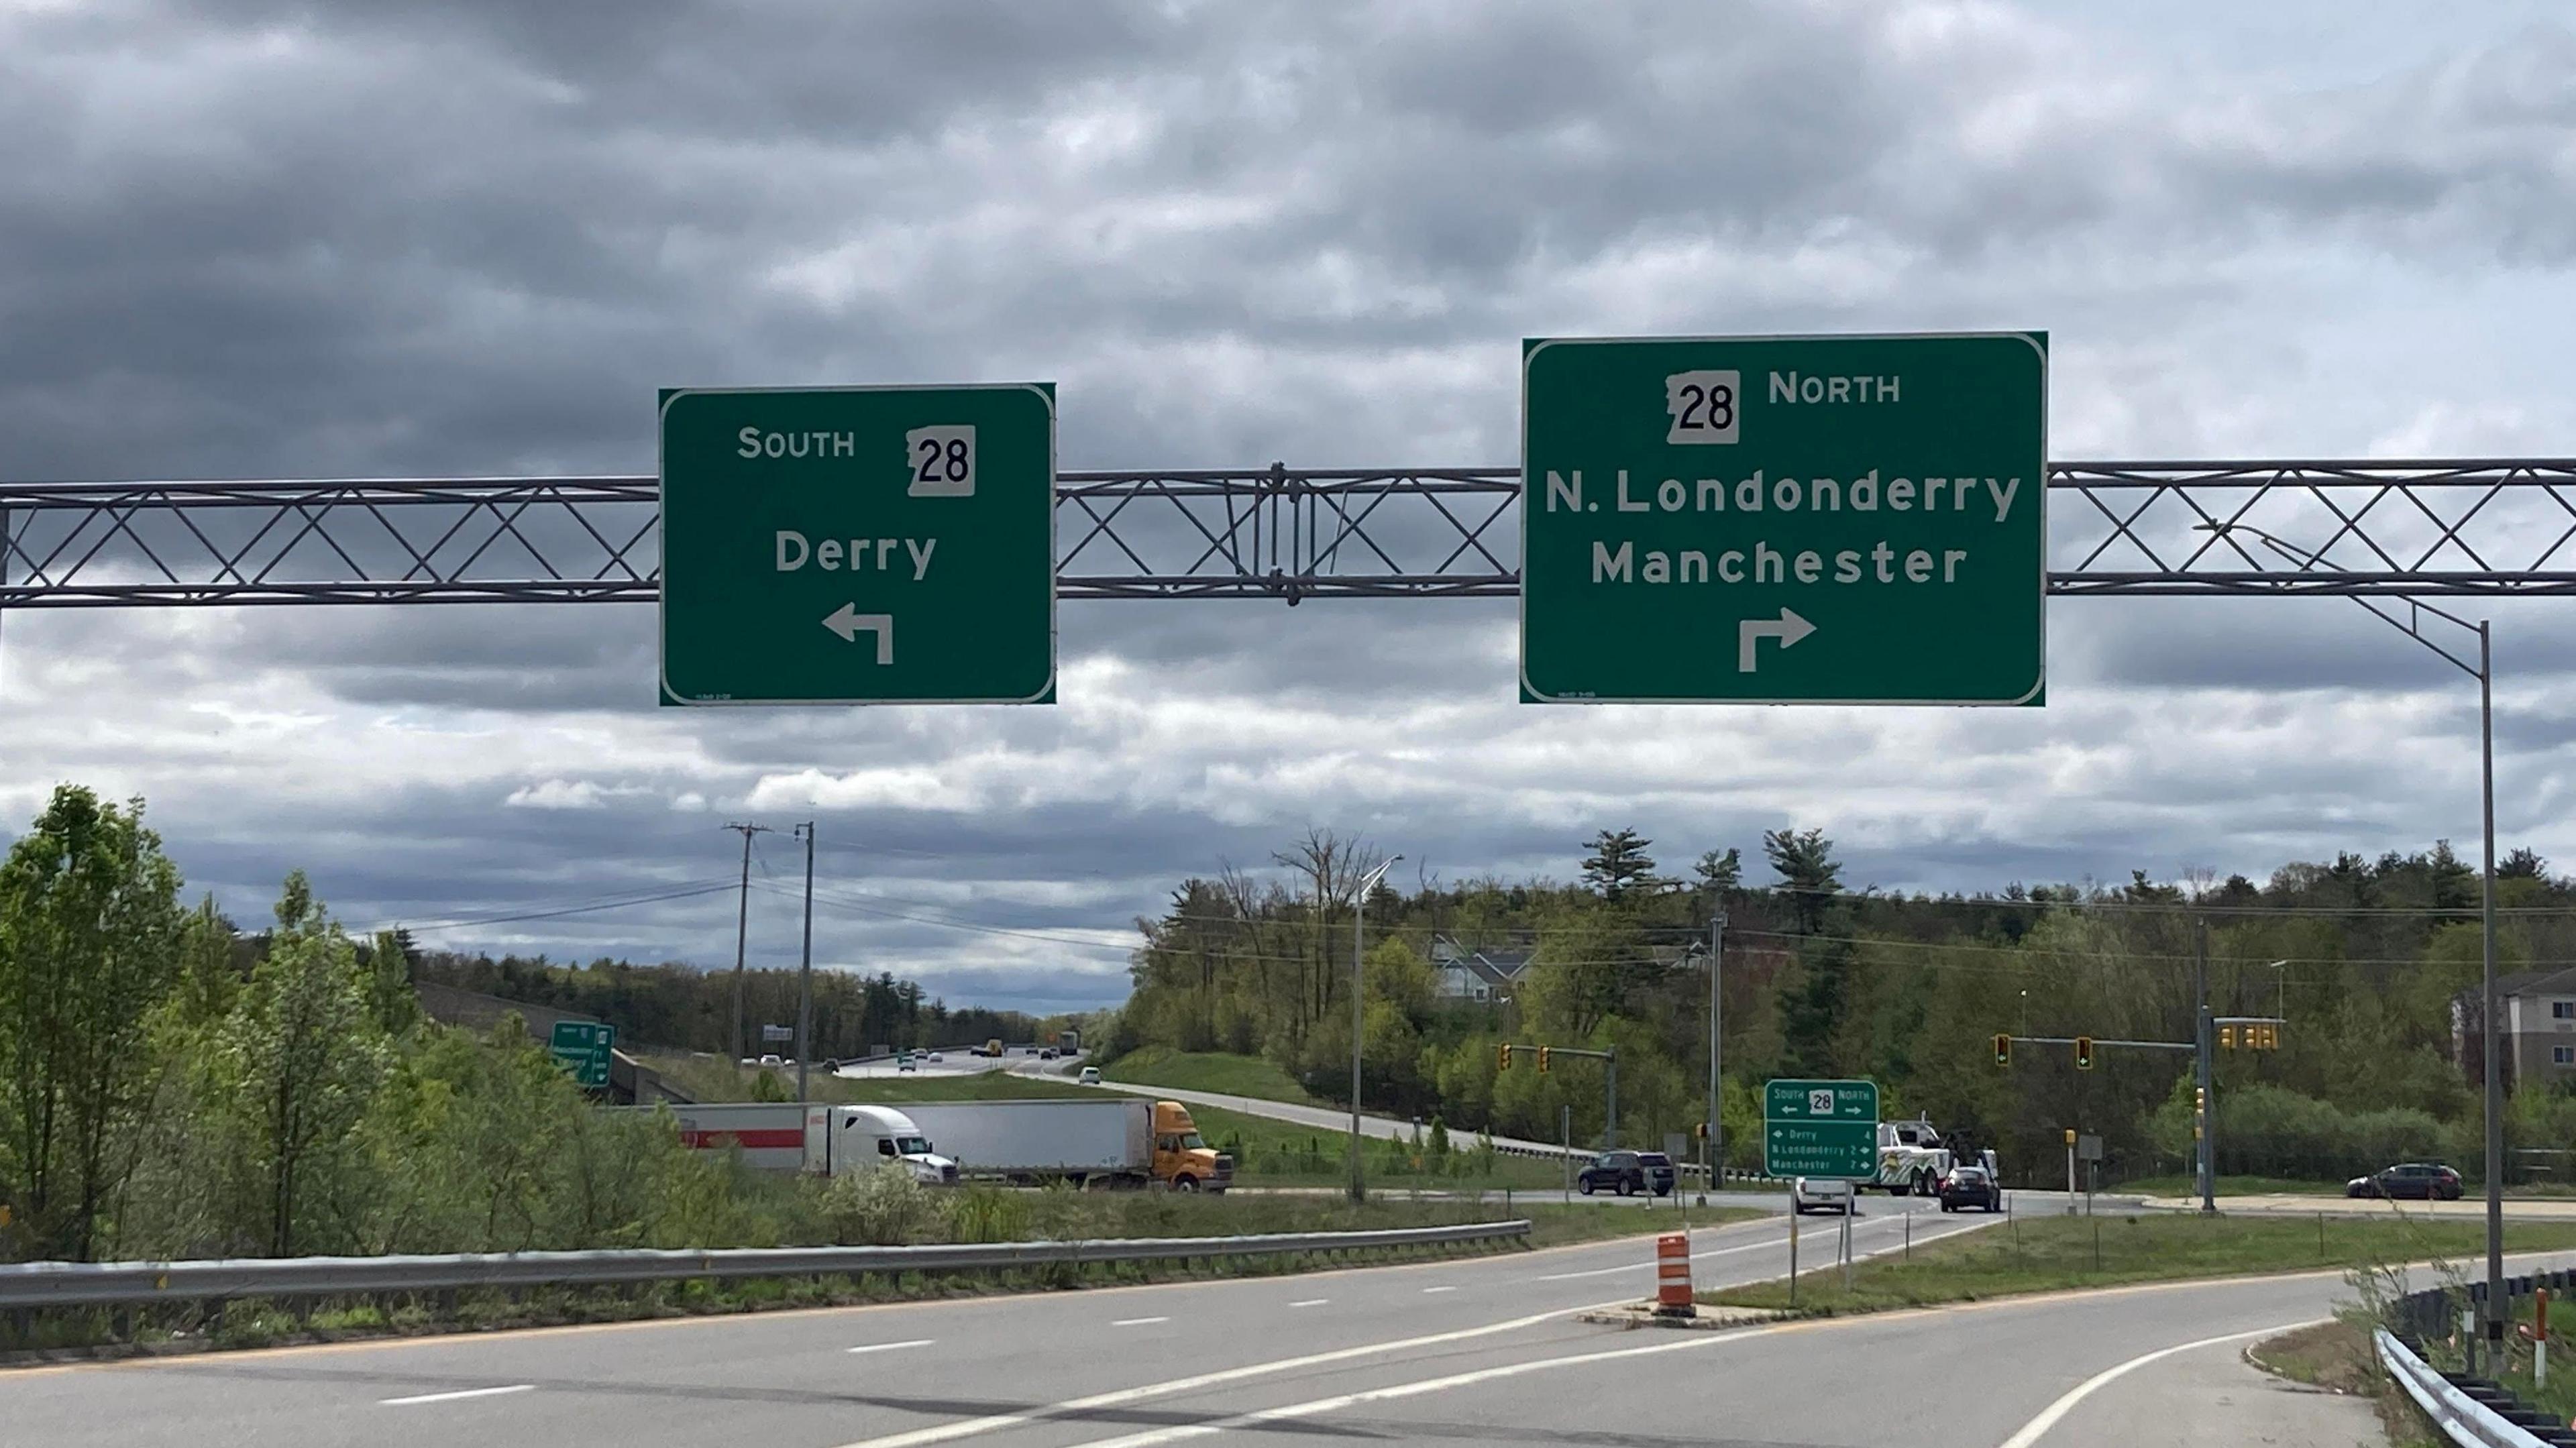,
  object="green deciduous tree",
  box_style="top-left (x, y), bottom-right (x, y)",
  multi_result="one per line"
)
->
top-left (0, 786), bottom-right (185, 1260)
